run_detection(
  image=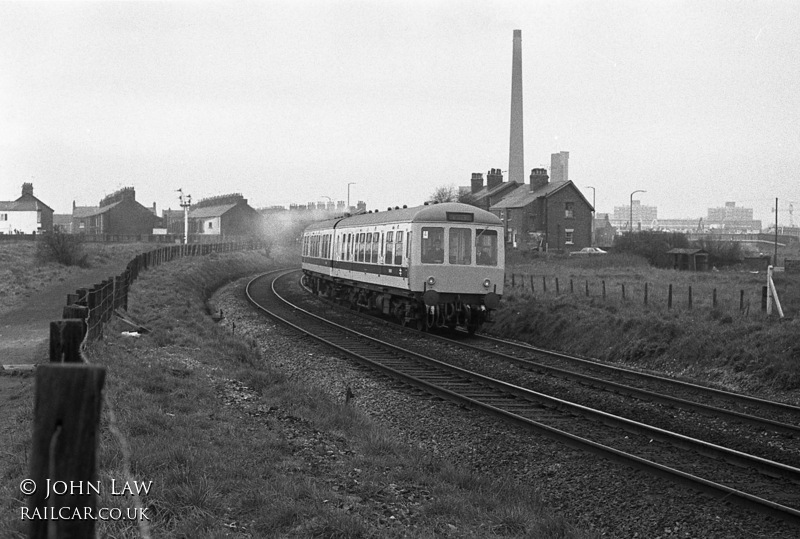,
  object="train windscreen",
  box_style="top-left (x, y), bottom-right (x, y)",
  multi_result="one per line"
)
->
top-left (448, 228), bottom-right (472, 265)
top-left (476, 229), bottom-right (498, 266)
top-left (421, 227), bottom-right (444, 264)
